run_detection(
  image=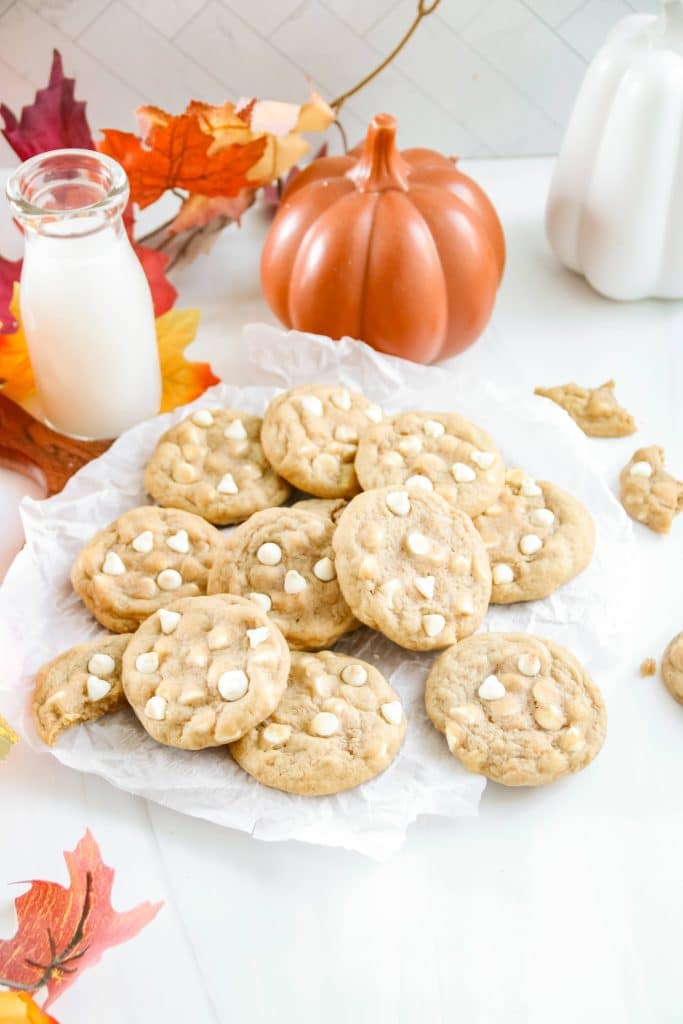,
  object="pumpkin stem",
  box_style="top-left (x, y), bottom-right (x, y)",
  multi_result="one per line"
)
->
top-left (347, 114), bottom-right (410, 192)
